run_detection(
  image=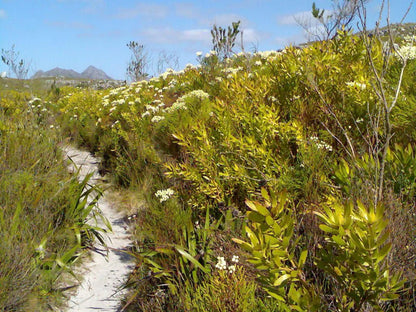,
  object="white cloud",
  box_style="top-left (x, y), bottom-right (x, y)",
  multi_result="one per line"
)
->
top-left (211, 13), bottom-right (245, 25)
top-left (115, 3), bottom-right (168, 19)
top-left (275, 34), bottom-right (305, 47)
top-left (140, 26), bottom-right (268, 52)
top-left (182, 29), bottom-right (211, 41)
top-left (202, 13), bottom-right (250, 28)
top-left (0, 9), bottom-right (6, 19)
top-left (141, 27), bottom-right (211, 44)
top-left (242, 28), bottom-right (266, 42)
top-left (278, 11), bottom-right (315, 26)
top-left (140, 27), bottom-right (178, 44)
top-left (278, 10), bottom-right (332, 27)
